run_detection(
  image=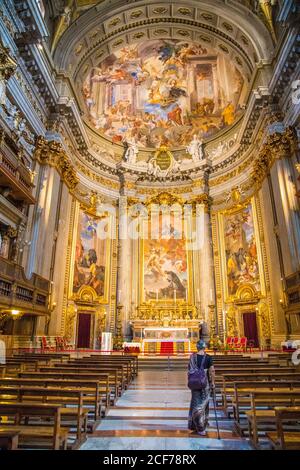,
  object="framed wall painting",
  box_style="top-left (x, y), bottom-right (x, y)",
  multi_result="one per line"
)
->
top-left (218, 199), bottom-right (266, 301)
top-left (70, 208), bottom-right (112, 303)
